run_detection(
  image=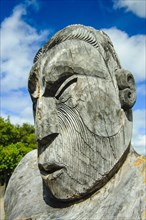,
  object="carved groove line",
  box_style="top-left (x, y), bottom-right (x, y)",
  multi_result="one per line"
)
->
top-left (57, 105), bottom-right (90, 185)
top-left (58, 104), bottom-right (85, 160)
top-left (58, 104), bottom-right (91, 173)
top-left (57, 104), bottom-right (107, 166)
top-left (72, 107), bottom-right (116, 165)
top-left (33, 48), bottom-right (43, 63)
top-left (55, 28), bottom-right (99, 50)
